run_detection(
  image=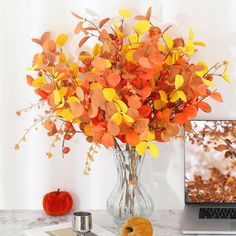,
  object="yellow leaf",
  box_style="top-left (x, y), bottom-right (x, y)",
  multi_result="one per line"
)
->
top-left (129, 34), bottom-right (142, 45)
top-left (68, 96), bottom-right (80, 106)
top-left (170, 90), bottom-right (180, 103)
top-left (53, 89), bottom-right (61, 105)
top-left (31, 77), bottom-right (46, 87)
top-left (78, 55), bottom-right (93, 61)
top-left (105, 59), bottom-right (112, 68)
top-left (59, 87), bottom-right (68, 97)
top-left (163, 34), bottom-right (173, 49)
top-left (126, 50), bottom-right (136, 63)
top-left (119, 9), bottom-right (132, 18)
top-left (194, 41), bottom-right (206, 47)
top-left (172, 51), bottom-right (180, 64)
top-left (159, 90), bottom-right (168, 103)
top-left (165, 55), bottom-right (172, 65)
top-left (136, 141), bottom-right (148, 155)
top-left (150, 78), bottom-right (155, 89)
top-left (92, 43), bottom-right (102, 56)
top-left (175, 74), bottom-right (184, 89)
top-left (133, 20), bottom-right (151, 34)
top-left (158, 43), bottom-right (166, 52)
top-left (115, 26), bottom-right (127, 38)
top-left (84, 124), bottom-right (92, 136)
top-left (184, 41), bottom-right (195, 56)
top-left (56, 109), bottom-right (75, 121)
top-left (122, 113), bottom-right (134, 123)
top-left (90, 82), bottom-right (103, 89)
top-left (36, 54), bottom-right (43, 67)
top-left (148, 143), bottom-right (159, 158)
top-left (147, 131), bottom-right (155, 141)
top-left (57, 97), bottom-right (65, 108)
top-left (202, 78), bottom-right (215, 87)
top-left (195, 61), bottom-right (208, 77)
top-left (223, 71), bottom-right (230, 83)
top-left (59, 52), bottom-right (67, 63)
top-left (115, 100), bottom-right (128, 113)
top-left (115, 103), bottom-right (121, 112)
top-left (69, 63), bottom-right (79, 76)
top-left (154, 99), bottom-right (166, 110)
top-left (111, 112), bottom-right (123, 125)
top-left (189, 27), bottom-right (194, 41)
top-left (27, 64), bottom-right (38, 71)
top-left (178, 90), bottom-right (187, 102)
top-left (55, 33), bottom-right (68, 47)
top-left (103, 88), bottom-right (117, 102)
